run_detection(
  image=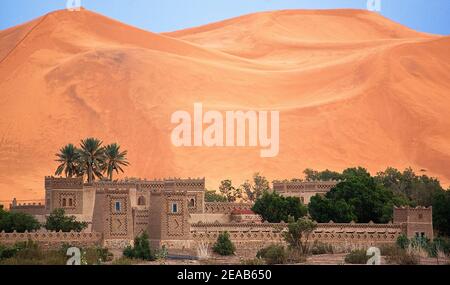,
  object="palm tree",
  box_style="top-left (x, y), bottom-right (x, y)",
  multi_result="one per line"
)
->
top-left (77, 138), bottom-right (106, 184)
top-left (55, 144), bottom-right (80, 178)
top-left (104, 143), bottom-right (130, 181)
